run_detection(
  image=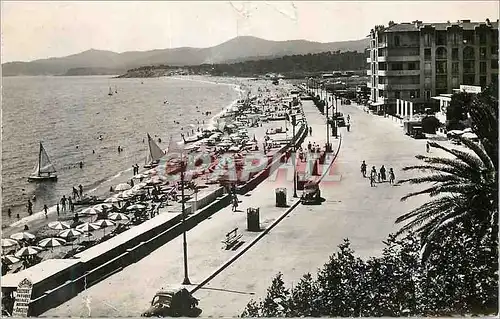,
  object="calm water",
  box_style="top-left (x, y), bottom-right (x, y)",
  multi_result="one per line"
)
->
top-left (1, 75), bottom-right (241, 224)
